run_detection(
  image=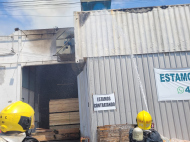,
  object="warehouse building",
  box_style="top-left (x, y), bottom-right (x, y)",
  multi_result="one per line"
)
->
top-left (0, 3), bottom-right (190, 142)
top-left (75, 3), bottom-right (190, 141)
top-left (0, 28), bottom-right (83, 132)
